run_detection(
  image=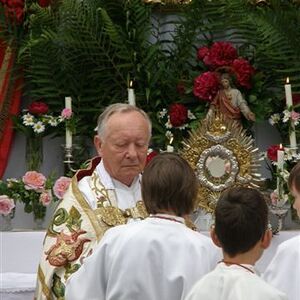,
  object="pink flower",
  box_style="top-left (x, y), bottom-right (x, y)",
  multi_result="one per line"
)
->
top-left (61, 108), bottom-right (73, 119)
top-left (39, 190), bottom-right (52, 206)
top-left (270, 191), bottom-right (279, 206)
top-left (53, 176), bottom-right (71, 199)
top-left (0, 195), bottom-right (15, 216)
top-left (291, 111), bottom-right (300, 122)
top-left (22, 171), bottom-right (46, 191)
